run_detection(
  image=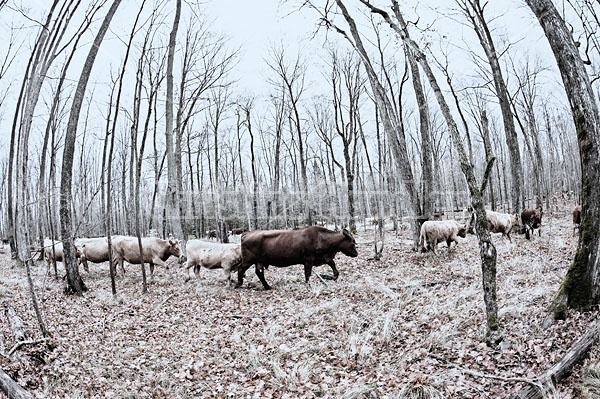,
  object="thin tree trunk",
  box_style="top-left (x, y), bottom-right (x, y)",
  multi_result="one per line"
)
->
top-left (165, 0), bottom-right (184, 241)
top-left (333, 0), bottom-right (422, 249)
top-left (464, 0), bottom-right (524, 214)
top-left (361, 0), bottom-right (501, 340)
top-left (406, 42), bottom-right (433, 233)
